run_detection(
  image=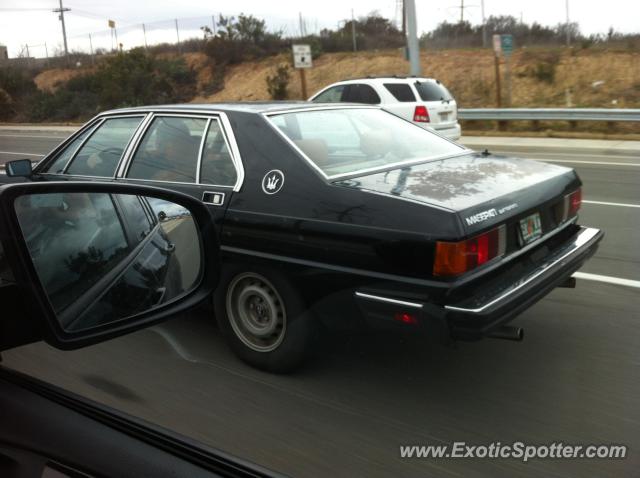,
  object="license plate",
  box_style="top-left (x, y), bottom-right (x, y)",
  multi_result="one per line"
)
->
top-left (439, 112), bottom-right (449, 121)
top-left (518, 212), bottom-right (542, 245)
